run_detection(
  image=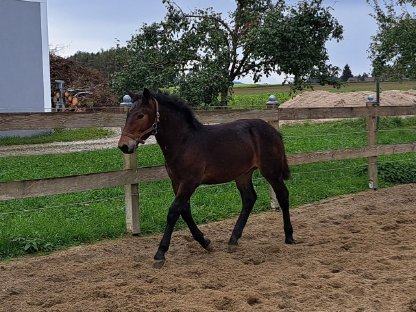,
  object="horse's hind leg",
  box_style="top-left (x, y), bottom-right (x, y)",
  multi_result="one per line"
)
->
top-left (228, 172), bottom-right (257, 252)
top-left (263, 174), bottom-right (295, 244)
